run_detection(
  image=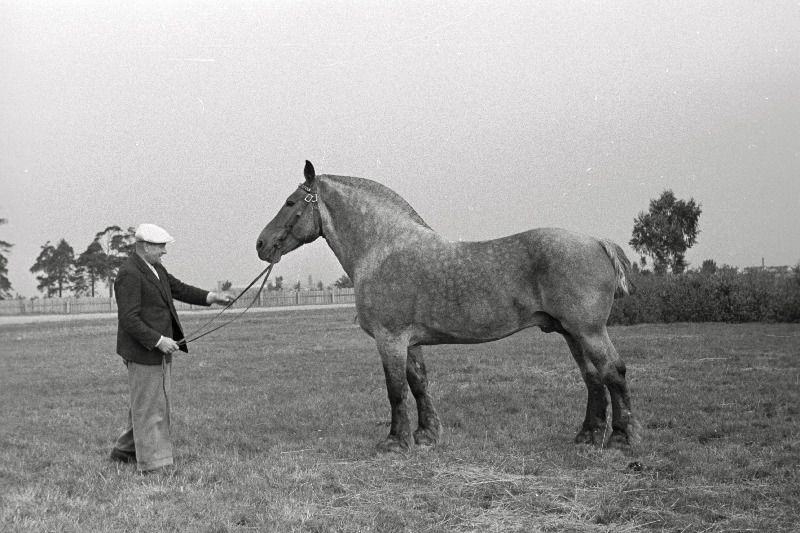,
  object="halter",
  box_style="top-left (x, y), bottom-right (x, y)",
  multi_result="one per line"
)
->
top-left (271, 183), bottom-right (323, 255)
